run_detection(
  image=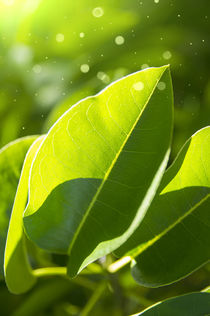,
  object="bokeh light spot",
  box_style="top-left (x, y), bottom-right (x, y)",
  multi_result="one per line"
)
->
top-left (92, 7), bottom-right (104, 18)
top-left (163, 50), bottom-right (172, 60)
top-left (115, 35), bottom-right (125, 45)
top-left (56, 33), bottom-right (65, 42)
top-left (80, 64), bottom-right (90, 73)
top-left (157, 82), bottom-right (166, 90)
top-left (133, 82), bottom-right (144, 91)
